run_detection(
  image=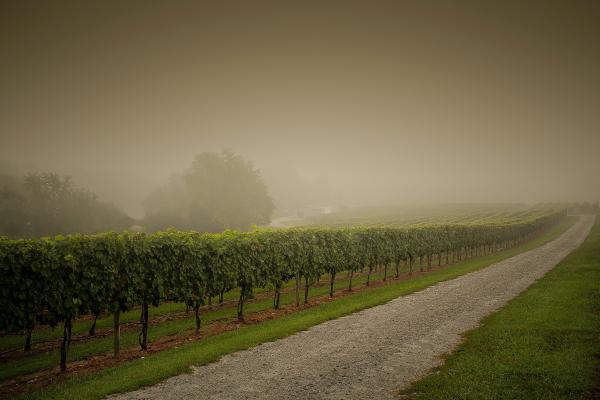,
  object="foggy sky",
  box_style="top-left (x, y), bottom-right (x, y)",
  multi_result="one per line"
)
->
top-left (1, 0), bottom-right (599, 217)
